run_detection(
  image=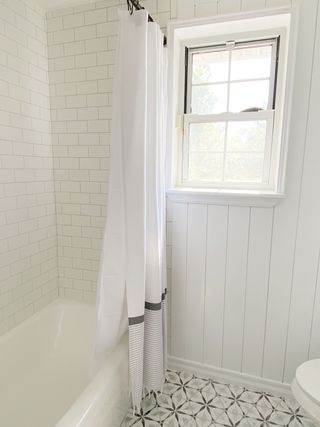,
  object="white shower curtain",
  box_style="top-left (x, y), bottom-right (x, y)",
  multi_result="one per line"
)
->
top-left (93, 9), bottom-right (167, 408)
